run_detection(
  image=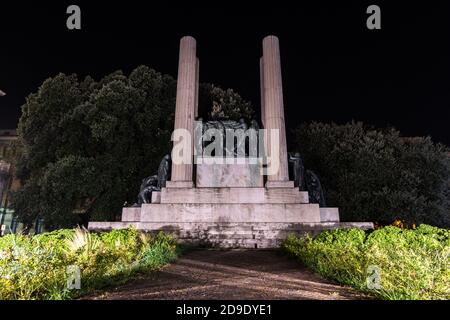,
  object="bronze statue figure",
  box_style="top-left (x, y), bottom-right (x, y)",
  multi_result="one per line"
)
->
top-left (157, 154), bottom-right (171, 189)
top-left (134, 154), bottom-right (172, 206)
top-left (201, 118), bottom-right (259, 156)
top-left (305, 169), bottom-right (326, 207)
top-left (136, 175), bottom-right (159, 205)
top-left (288, 152), bottom-right (306, 191)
